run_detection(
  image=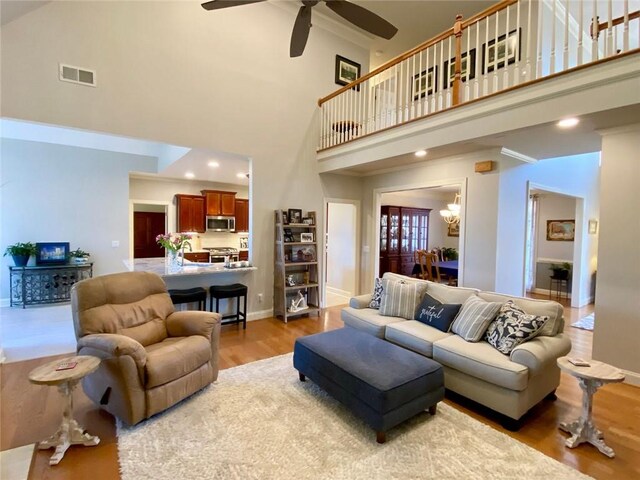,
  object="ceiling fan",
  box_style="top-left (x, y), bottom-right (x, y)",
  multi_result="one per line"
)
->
top-left (201, 0), bottom-right (398, 57)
